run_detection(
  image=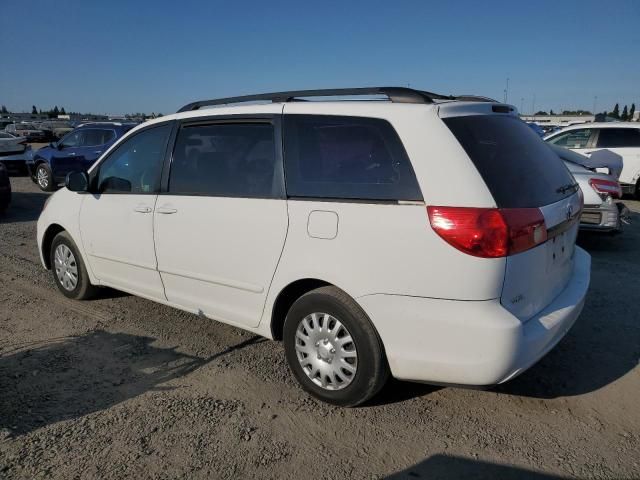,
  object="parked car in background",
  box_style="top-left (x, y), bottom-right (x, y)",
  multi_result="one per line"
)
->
top-left (38, 120), bottom-right (74, 141)
top-left (0, 162), bottom-right (11, 213)
top-left (5, 123), bottom-right (48, 142)
top-left (545, 122), bottom-right (640, 197)
top-left (28, 122), bottom-right (136, 191)
top-left (549, 144), bottom-right (628, 233)
top-left (0, 131), bottom-right (33, 175)
top-left (37, 87), bottom-right (590, 406)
